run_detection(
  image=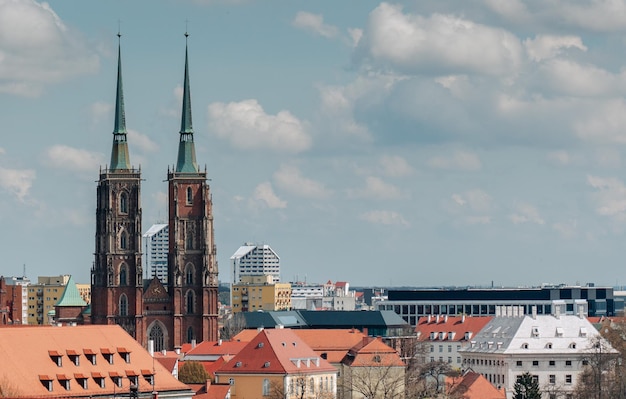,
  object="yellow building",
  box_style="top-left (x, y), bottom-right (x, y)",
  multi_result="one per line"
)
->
top-left (231, 275), bottom-right (291, 313)
top-left (26, 275), bottom-right (89, 325)
top-left (215, 328), bottom-right (337, 399)
top-left (75, 283), bottom-right (91, 304)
